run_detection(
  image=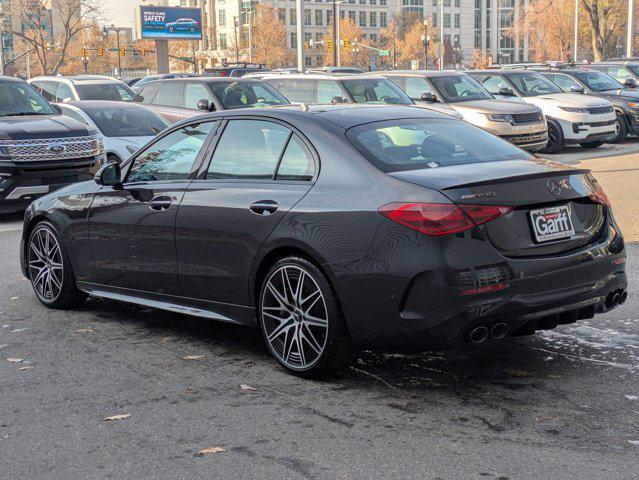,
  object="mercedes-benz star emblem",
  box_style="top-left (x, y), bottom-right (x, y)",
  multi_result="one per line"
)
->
top-left (547, 178), bottom-right (562, 196)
